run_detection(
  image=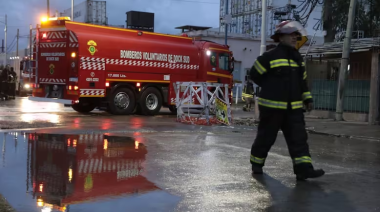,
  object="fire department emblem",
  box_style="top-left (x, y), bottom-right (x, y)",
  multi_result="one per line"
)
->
top-left (90, 72), bottom-right (95, 77)
top-left (87, 40), bottom-right (97, 55)
top-left (49, 64), bottom-right (55, 75)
